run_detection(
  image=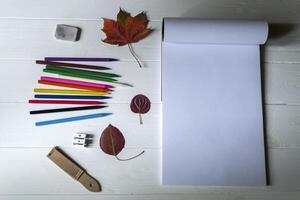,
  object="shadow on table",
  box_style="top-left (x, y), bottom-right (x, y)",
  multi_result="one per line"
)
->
top-left (260, 23), bottom-right (297, 186)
